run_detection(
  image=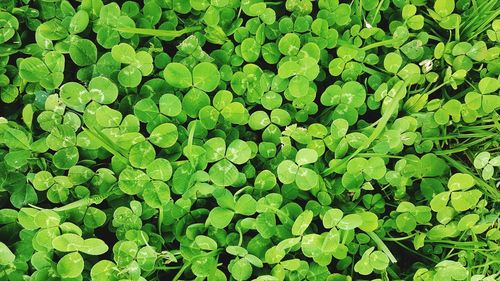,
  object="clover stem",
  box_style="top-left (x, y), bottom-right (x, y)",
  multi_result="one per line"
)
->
top-left (390, 238), bottom-right (439, 263)
top-left (360, 39), bottom-right (395, 51)
top-left (425, 34), bottom-right (443, 41)
top-left (27, 204), bottom-right (43, 210)
top-left (28, 183), bottom-right (116, 212)
top-left (154, 265), bottom-right (183, 270)
top-left (382, 233), bottom-right (416, 241)
top-left (355, 0), bottom-right (362, 19)
top-left (437, 244), bottom-right (495, 252)
top-left (357, 82), bottom-right (407, 150)
top-left (470, 259), bottom-right (496, 269)
top-left (429, 239), bottom-right (487, 247)
top-left (114, 26), bottom-right (202, 37)
top-left (237, 226), bottom-right (243, 247)
top-left (234, 186), bottom-right (250, 198)
top-left (386, 267), bottom-right (401, 280)
top-left (186, 121), bottom-right (197, 168)
top-left (158, 206), bottom-right (164, 235)
top-left (172, 262), bottom-right (190, 281)
top-left (369, 0), bottom-right (385, 26)
top-left (424, 81), bottom-right (448, 96)
top-left (83, 127), bottom-right (128, 163)
top-left (172, 160), bottom-right (189, 168)
top-left (366, 232), bottom-right (397, 263)
top-left (335, 39), bottom-right (350, 47)
top-left (459, 124), bottom-right (497, 130)
top-left (264, 1), bottom-right (283, 5)
top-left (52, 192), bottom-right (112, 212)
top-left (362, 65), bottom-right (390, 77)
